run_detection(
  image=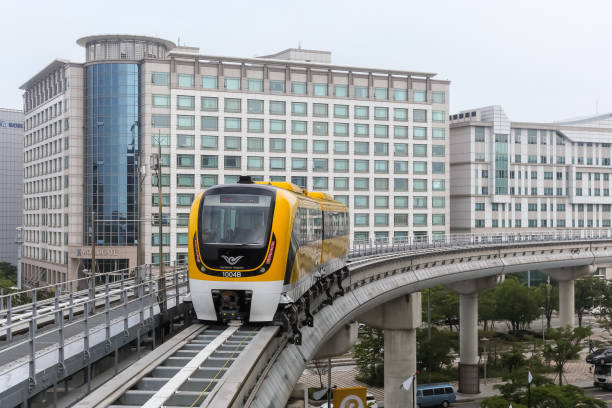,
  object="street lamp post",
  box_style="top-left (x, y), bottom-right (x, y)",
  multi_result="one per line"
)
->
top-left (482, 337), bottom-right (489, 385)
top-left (15, 227), bottom-right (23, 289)
top-left (540, 306), bottom-right (545, 343)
